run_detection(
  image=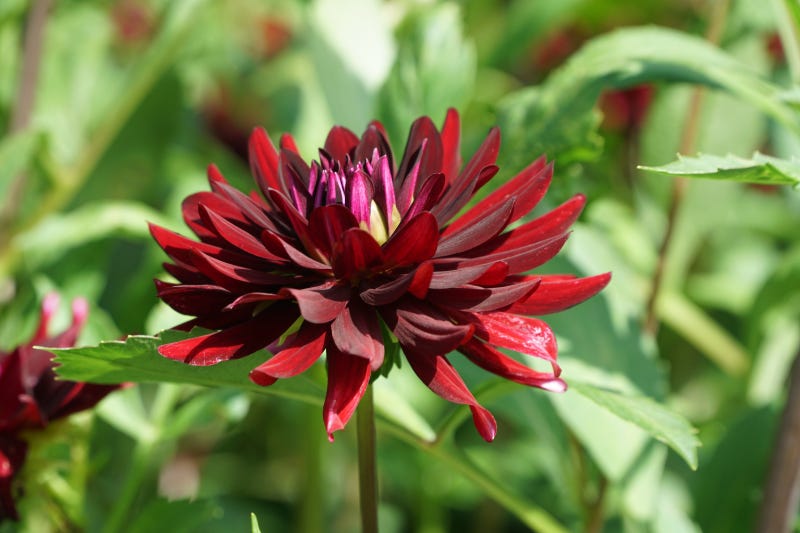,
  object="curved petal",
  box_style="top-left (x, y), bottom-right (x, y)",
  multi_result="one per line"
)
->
top-left (509, 272), bottom-right (612, 315)
top-left (155, 280), bottom-right (235, 316)
top-left (331, 228), bottom-right (384, 280)
top-left (403, 347), bottom-right (497, 442)
top-left (308, 205), bottom-right (359, 259)
top-left (249, 127), bottom-right (283, 197)
top-left (381, 298), bottom-right (473, 356)
top-left (324, 125), bottom-right (359, 161)
top-left (382, 212), bottom-right (439, 268)
top-left (249, 322), bottom-right (328, 386)
top-left (323, 345), bottom-right (372, 441)
top-left (435, 198), bottom-right (514, 257)
top-left (459, 339), bottom-right (566, 392)
top-left (431, 278), bottom-right (540, 313)
top-left (331, 300), bottom-right (384, 369)
top-left (282, 282), bottom-right (351, 324)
